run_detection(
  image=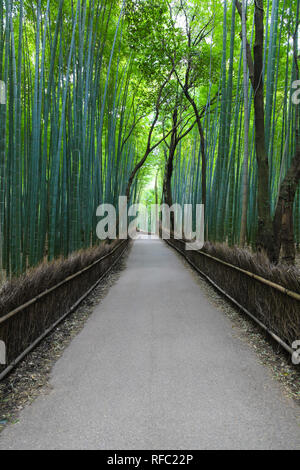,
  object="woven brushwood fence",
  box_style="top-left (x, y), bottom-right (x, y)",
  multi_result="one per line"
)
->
top-left (0, 240), bottom-right (128, 376)
top-left (165, 237), bottom-right (300, 349)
